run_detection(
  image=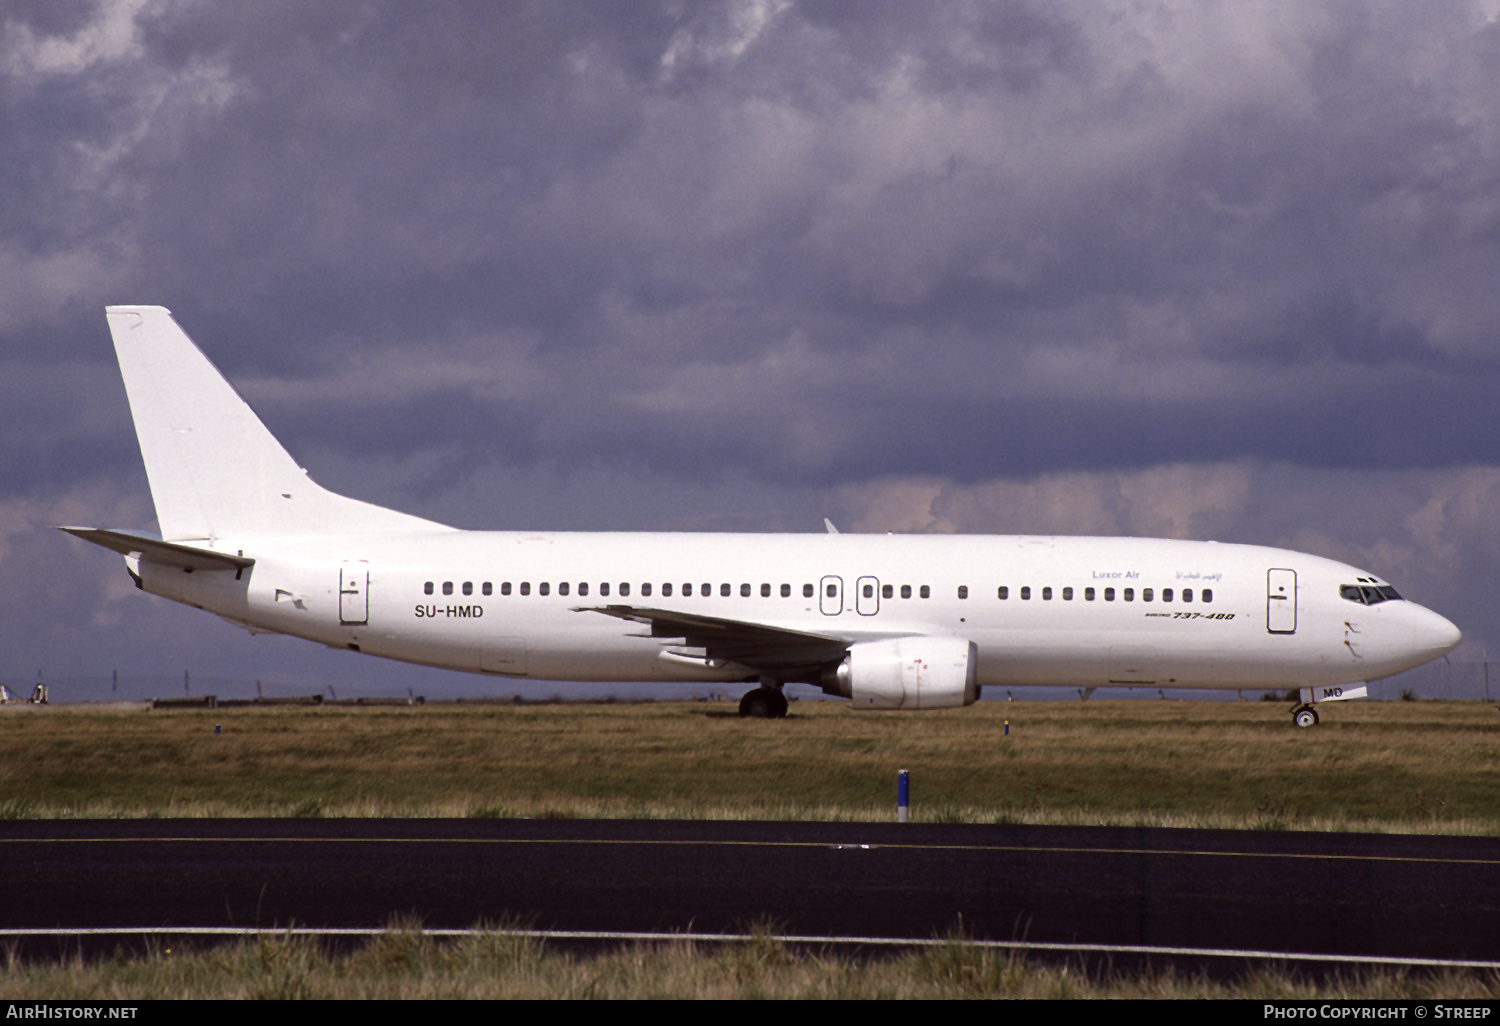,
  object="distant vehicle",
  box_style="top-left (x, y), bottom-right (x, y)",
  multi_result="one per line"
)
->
top-left (64, 307), bottom-right (1460, 726)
